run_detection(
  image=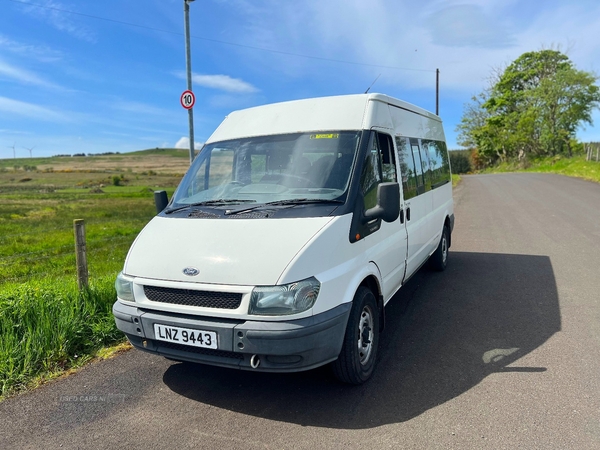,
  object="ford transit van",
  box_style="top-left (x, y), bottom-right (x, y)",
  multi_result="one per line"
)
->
top-left (113, 93), bottom-right (454, 384)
